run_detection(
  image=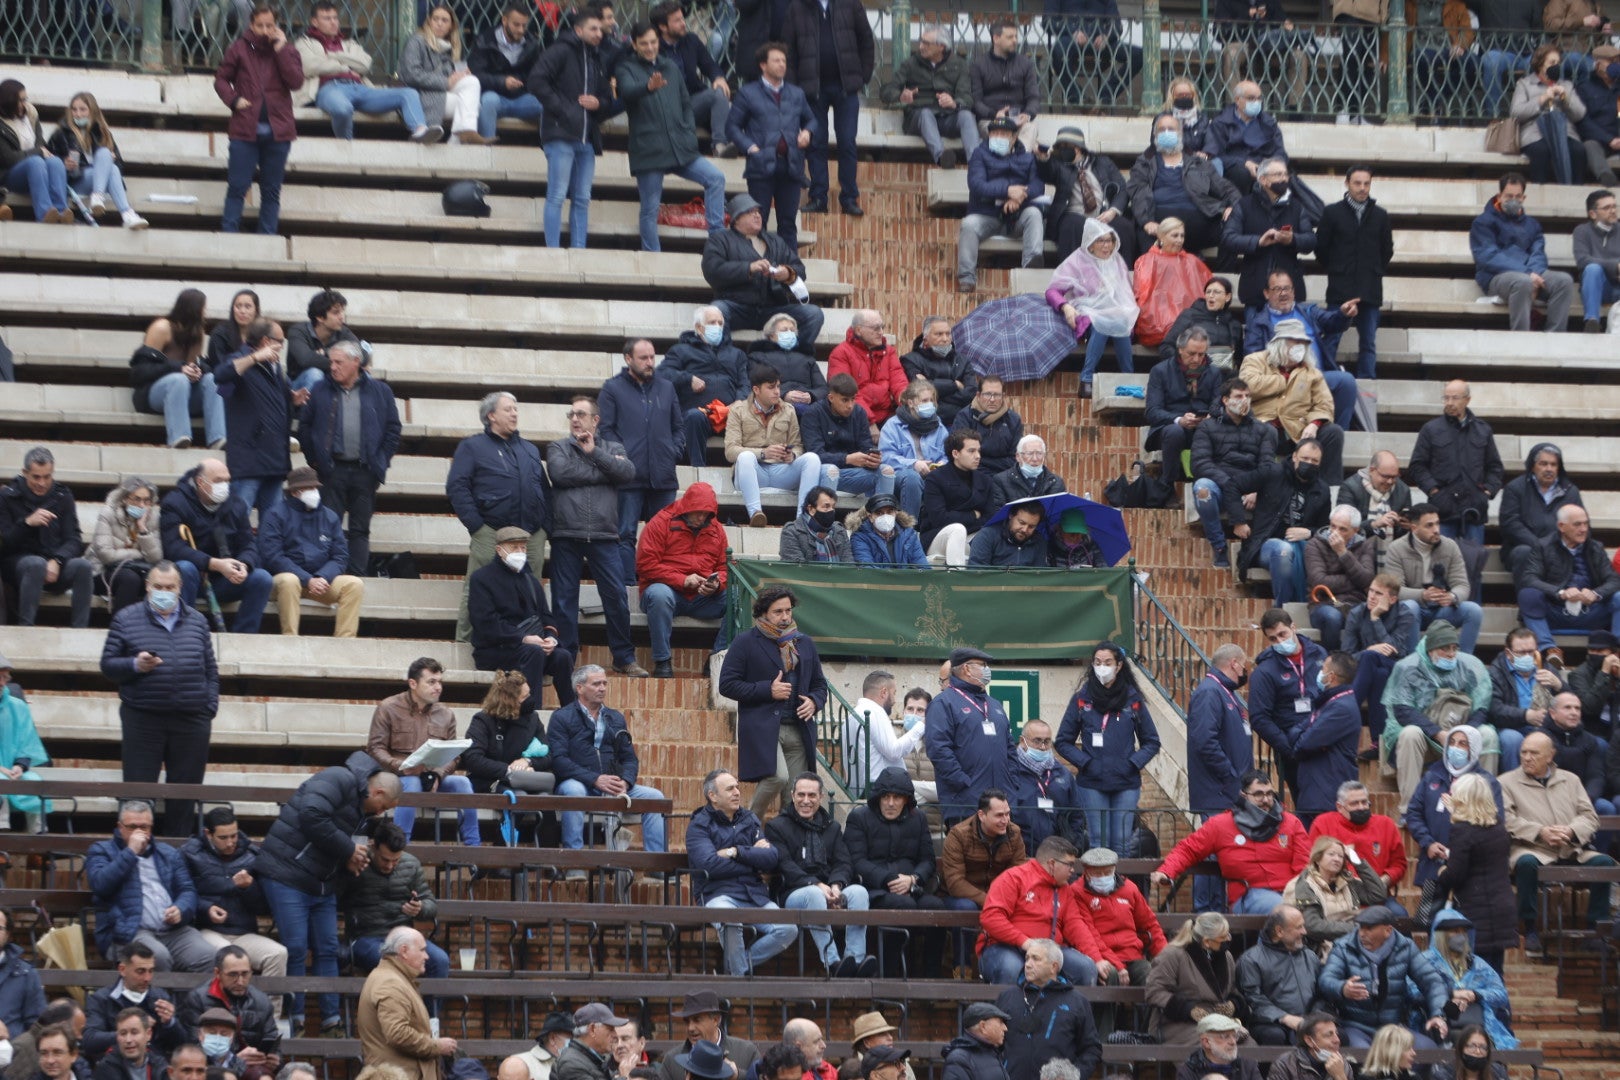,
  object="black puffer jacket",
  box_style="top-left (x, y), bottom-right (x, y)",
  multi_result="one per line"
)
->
top-left (255, 751), bottom-right (384, 897)
top-left (703, 226), bottom-right (806, 309)
top-left (765, 805), bottom-right (855, 902)
top-left (1407, 411), bottom-right (1504, 526)
top-left (160, 465), bottom-right (261, 574)
top-left (939, 1034), bottom-right (1008, 1080)
top-left (900, 341), bottom-right (977, 423)
top-left (1518, 535), bottom-right (1620, 600)
top-left (1242, 462), bottom-right (1331, 575)
top-left (1190, 411), bottom-right (1279, 523)
top-left (182, 834), bottom-right (270, 937)
top-left (1160, 299), bottom-right (1244, 361)
top-left (659, 329), bottom-right (749, 411)
top-left (781, 0), bottom-right (875, 97)
top-left (528, 27), bottom-right (622, 150)
top-left (952, 407), bottom-right (1024, 475)
top-left (462, 708), bottom-right (549, 793)
top-left (177, 979), bottom-right (282, 1056)
top-left (1498, 442), bottom-right (1583, 565)
top-left (843, 767), bottom-right (935, 894)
